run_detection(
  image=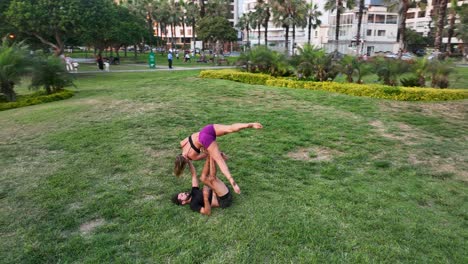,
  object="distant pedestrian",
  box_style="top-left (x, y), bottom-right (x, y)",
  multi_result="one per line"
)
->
top-left (168, 51), bottom-right (173, 69)
top-left (97, 54), bottom-right (104, 70)
top-left (176, 50), bottom-right (179, 60)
